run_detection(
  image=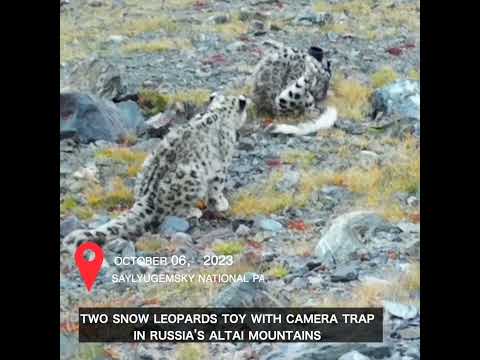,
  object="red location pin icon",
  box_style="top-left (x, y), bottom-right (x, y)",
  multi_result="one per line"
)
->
top-left (75, 242), bottom-right (104, 292)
